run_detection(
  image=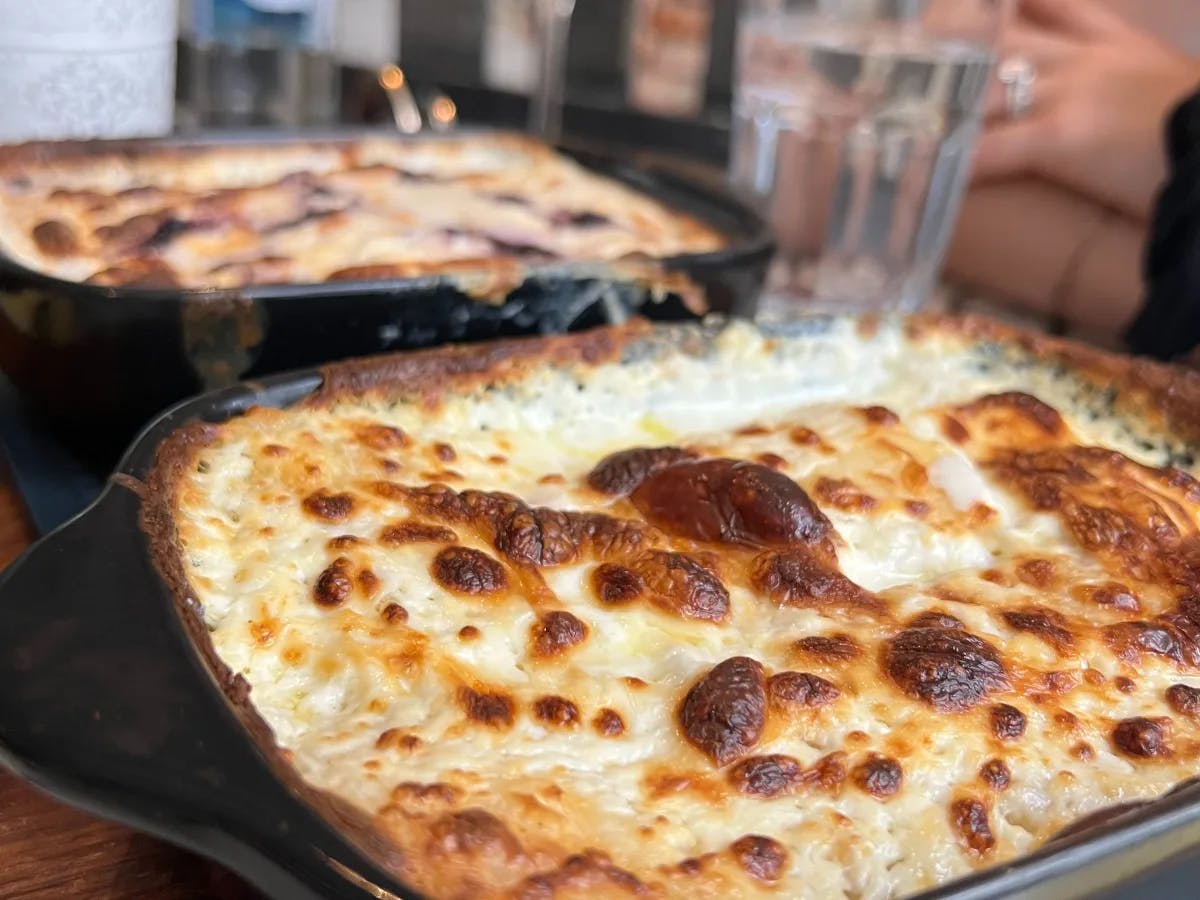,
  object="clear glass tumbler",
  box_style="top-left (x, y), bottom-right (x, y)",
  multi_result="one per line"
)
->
top-left (730, 0), bottom-right (1010, 317)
